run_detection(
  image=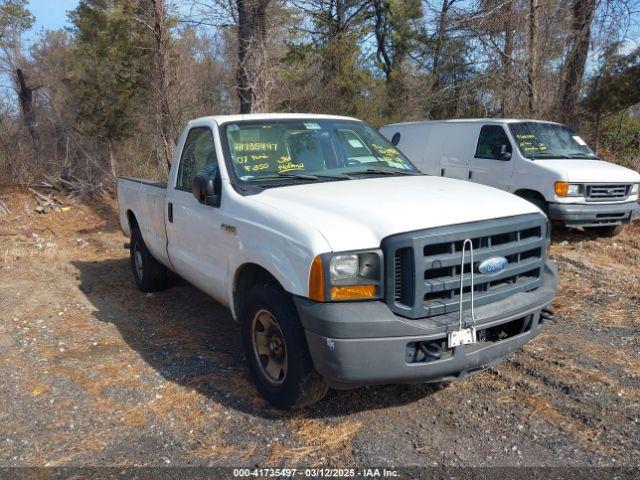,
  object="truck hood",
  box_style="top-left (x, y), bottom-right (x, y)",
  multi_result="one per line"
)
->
top-left (253, 176), bottom-right (541, 252)
top-left (535, 159), bottom-right (640, 183)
